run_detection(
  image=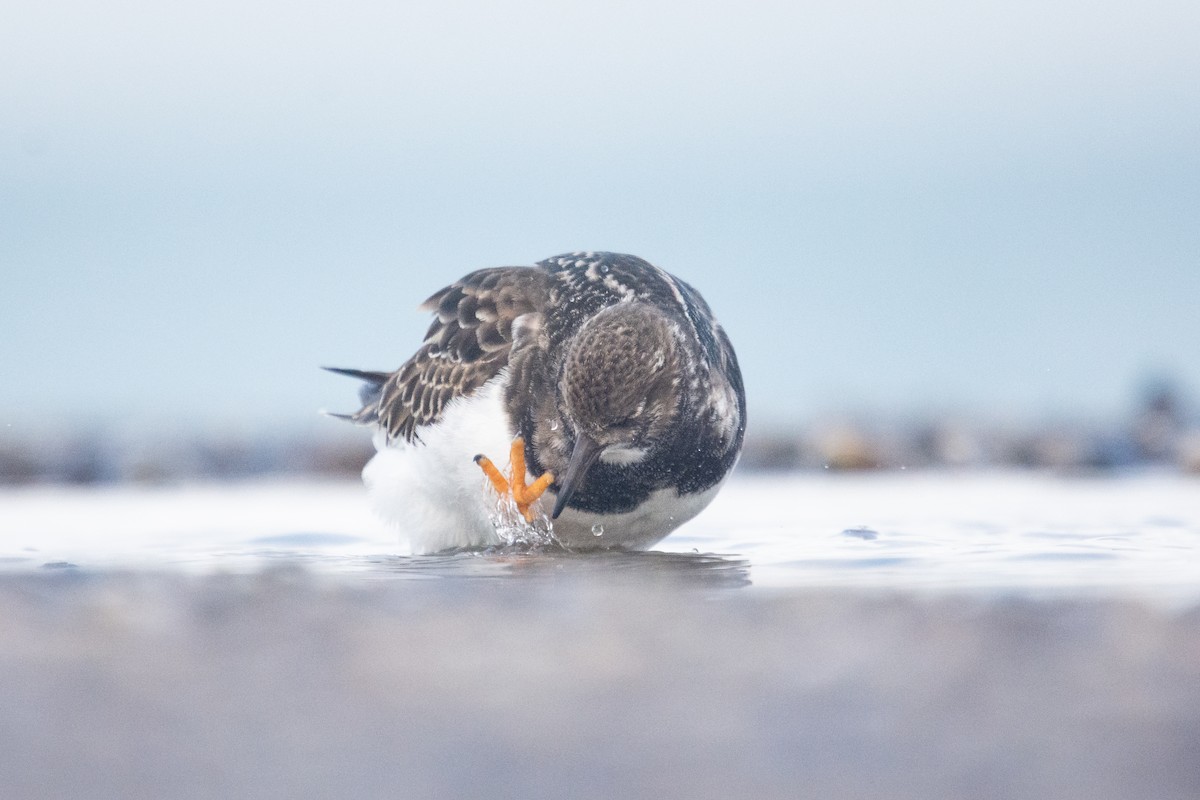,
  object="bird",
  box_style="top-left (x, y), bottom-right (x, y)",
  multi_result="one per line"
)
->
top-left (326, 251), bottom-right (746, 554)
